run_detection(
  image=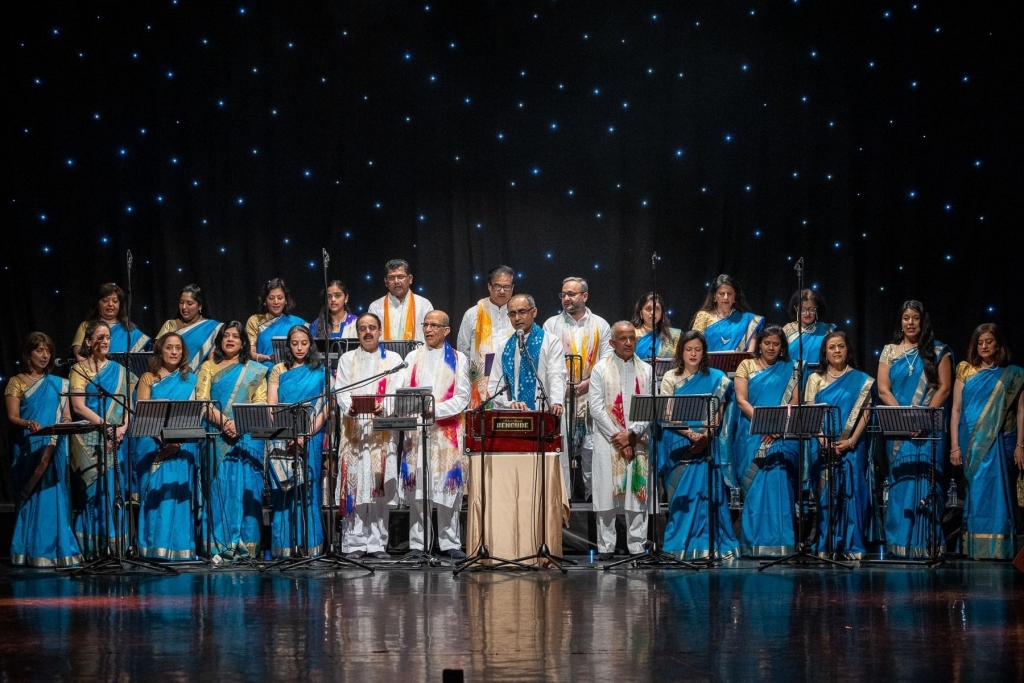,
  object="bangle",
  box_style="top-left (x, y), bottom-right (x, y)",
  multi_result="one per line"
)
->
top-left (1017, 443), bottom-right (1024, 449)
